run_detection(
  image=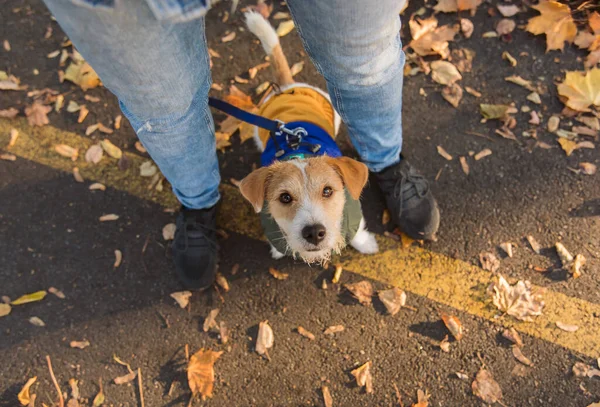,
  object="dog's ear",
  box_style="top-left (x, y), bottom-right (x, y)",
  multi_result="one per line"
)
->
top-left (239, 167), bottom-right (271, 213)
top-left (326, 156), bottom-right (369, 200)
